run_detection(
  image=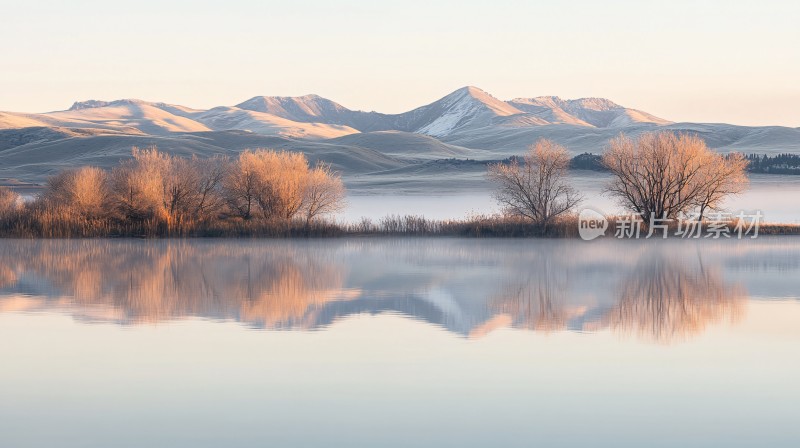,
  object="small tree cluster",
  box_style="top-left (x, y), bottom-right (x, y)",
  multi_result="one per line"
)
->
top-left (28, 146), bottom-right (345, 234)
top-left (108, 148), bottom-right (230, 227)
top-left (221, 149), bottom-right (346, 227)
top-left (746, 153), bottom-right (800, 174)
